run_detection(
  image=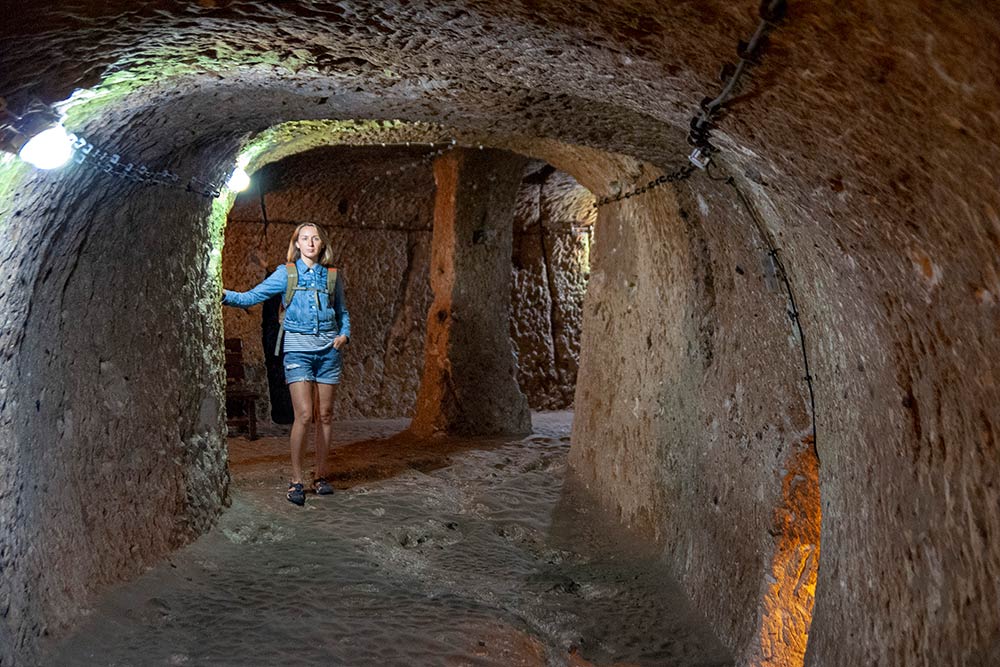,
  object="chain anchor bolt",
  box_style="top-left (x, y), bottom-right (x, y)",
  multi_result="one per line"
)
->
top-left (689, 146), bottom-right (713, 170)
